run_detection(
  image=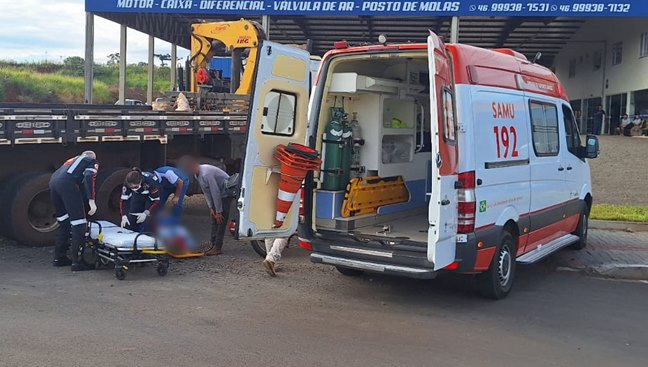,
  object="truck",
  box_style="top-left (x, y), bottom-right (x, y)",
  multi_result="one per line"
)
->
top-left (0, 100), bottom-right (249, 245)
top-left (236, 34), bottom-right (600, 299)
